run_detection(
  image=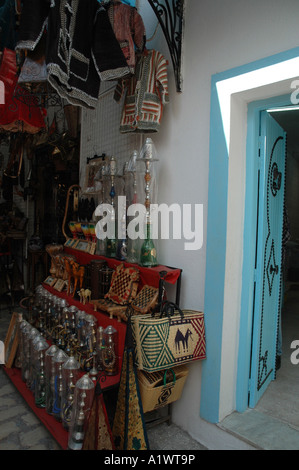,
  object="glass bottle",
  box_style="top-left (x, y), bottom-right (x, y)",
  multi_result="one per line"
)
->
top-left (61, 356), bottom-right (80, 430)
top-left (68, 374), bottom-right (95, 451)
top-left (96, 326), bottom-right (105, 371)
top-left (50, 296), bottom-right (61, 341)
top-left (84, 315), bottom-right (98, 378)
top-left (137, 137), bottom-right (159, 267)
top-left (103, 325), bottom-right (118, 376)
top-left (34, 339), bottom-right (49, 408)
top-left (21, 324), bottom-right (34, 383)
top-left (29, 331), bottom-right (44, 393)
top-left (45, 344), bottom-right (59, 415)
top-left (52, 349), bottom-right (69, 421)
top-left (15, 318), bottom-right (28, 369)
top-left (106, 156), bottom-right (117, 257)
top-left (75, 311), bottom-right (85, 349)
top-left (26, 327), bottom-right (40, 390)
top-left (126, 150), bottom-right (140, 263)
top-left (68, 306), bottom-right (78, 335)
